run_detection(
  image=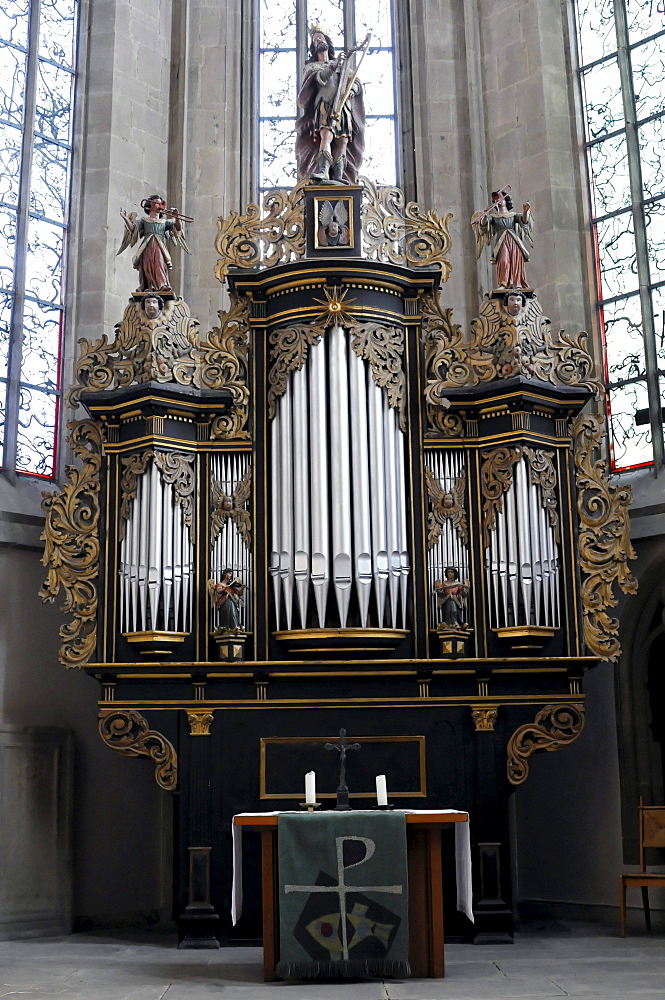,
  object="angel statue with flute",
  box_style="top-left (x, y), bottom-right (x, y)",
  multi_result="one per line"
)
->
top-left (295, 25), bottom-right (371, 184)
top-left (471, 186), bottom-right (533, 289)
top-left (117, 193), bottom-right (191, 293)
